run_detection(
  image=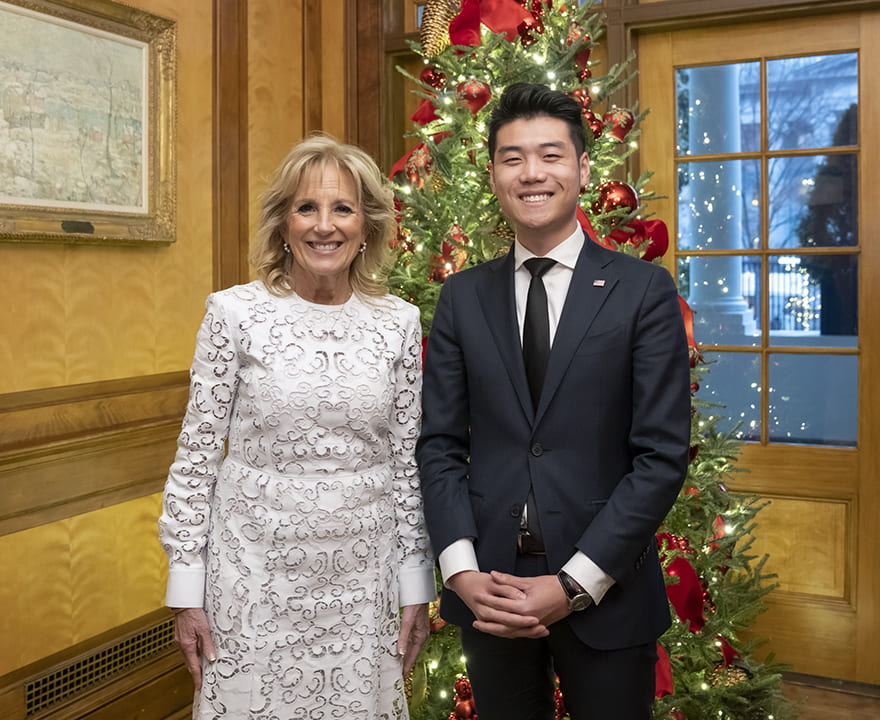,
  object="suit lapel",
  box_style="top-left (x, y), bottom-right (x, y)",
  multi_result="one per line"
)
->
top-left (535, 237), bottom-right (619, 424)
top-left (475, 250), bottom-right (534, 421)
